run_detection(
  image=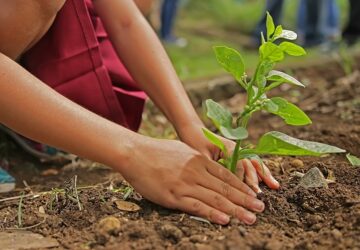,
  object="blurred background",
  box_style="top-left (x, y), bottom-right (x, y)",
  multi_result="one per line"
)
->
top-left (138, 0), bottom-right (359, 82)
